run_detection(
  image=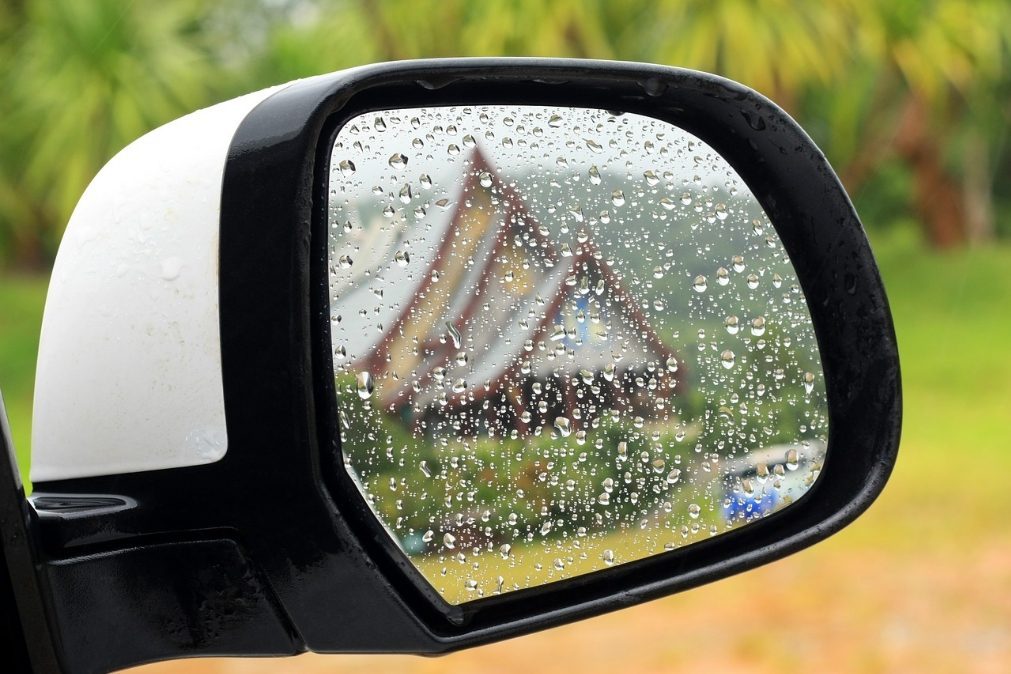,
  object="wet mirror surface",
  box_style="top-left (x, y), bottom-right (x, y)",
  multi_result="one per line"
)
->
top-left (327, 106), bottom-right (828, 605)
